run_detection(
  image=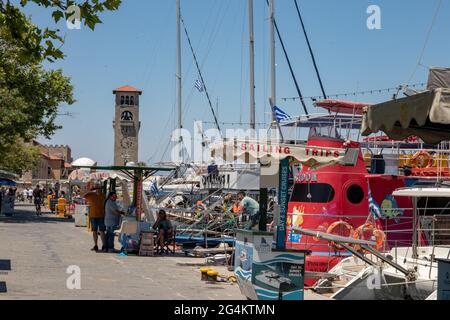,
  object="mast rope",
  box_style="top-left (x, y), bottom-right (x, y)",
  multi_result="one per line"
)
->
top-left (282, 83), bottom-right (426, 101)
top-left (294, 0), bottom-right (327, 99)
top-left (181, 16), bottom-right (222, 135)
